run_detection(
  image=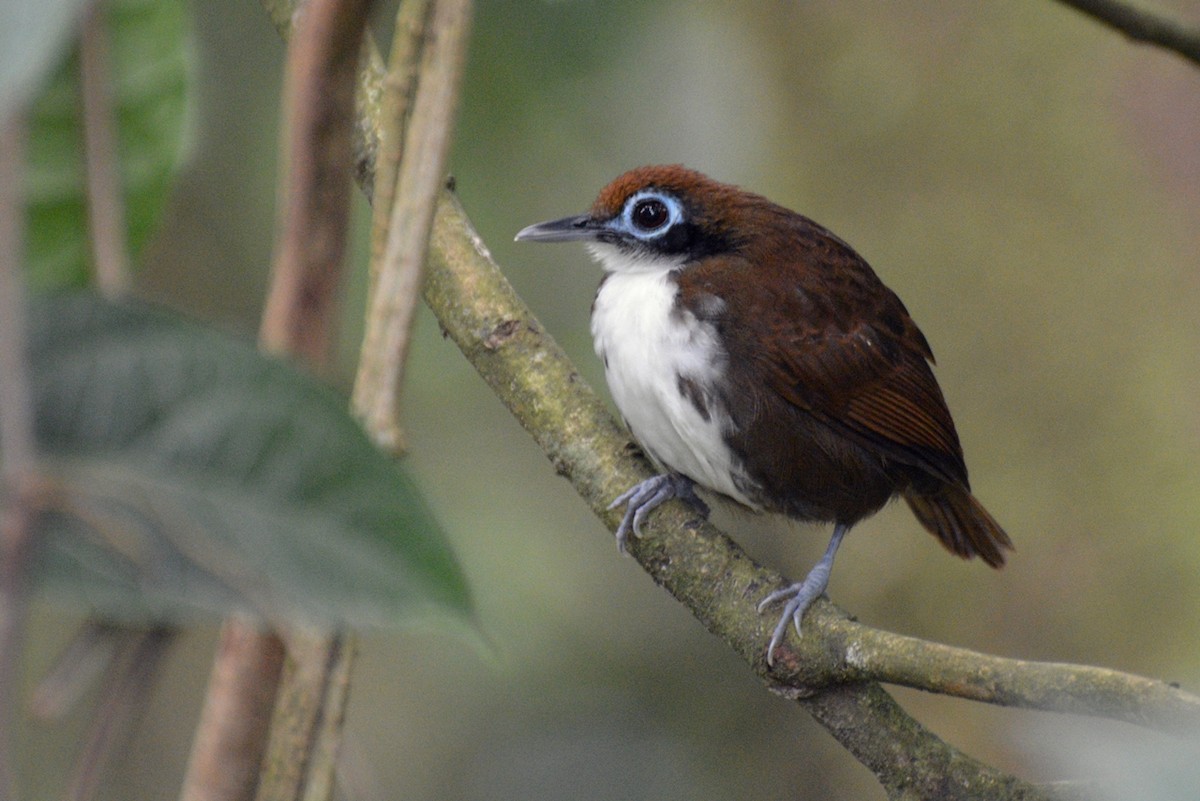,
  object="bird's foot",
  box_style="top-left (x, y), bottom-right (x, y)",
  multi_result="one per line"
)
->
top-left (757, 523), bottom-right (848, 666)
top-left (757, 576), bottom-right (828, 667)
top-left (608, 474), bottom-right (708, 554)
